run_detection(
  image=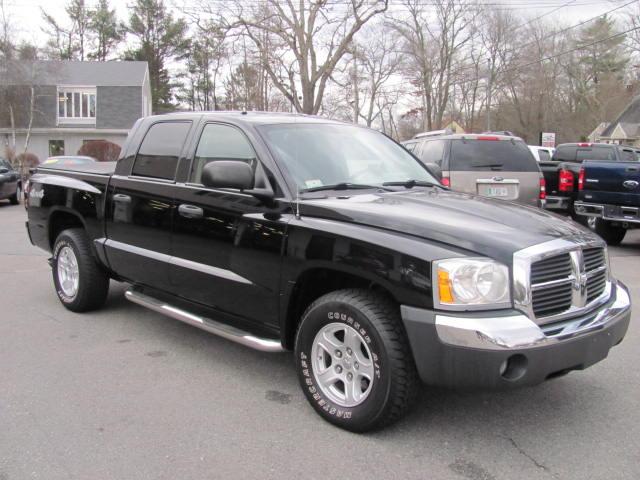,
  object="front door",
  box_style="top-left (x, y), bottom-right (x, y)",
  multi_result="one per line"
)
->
top-left (170, 122), bottom-right (286, 328)
top-left (104, 120), bottom-right (192, 290)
